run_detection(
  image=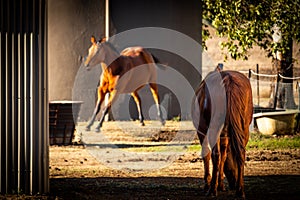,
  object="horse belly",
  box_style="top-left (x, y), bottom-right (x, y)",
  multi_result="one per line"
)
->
top-left (115, 64), bottom-right (155, 93)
